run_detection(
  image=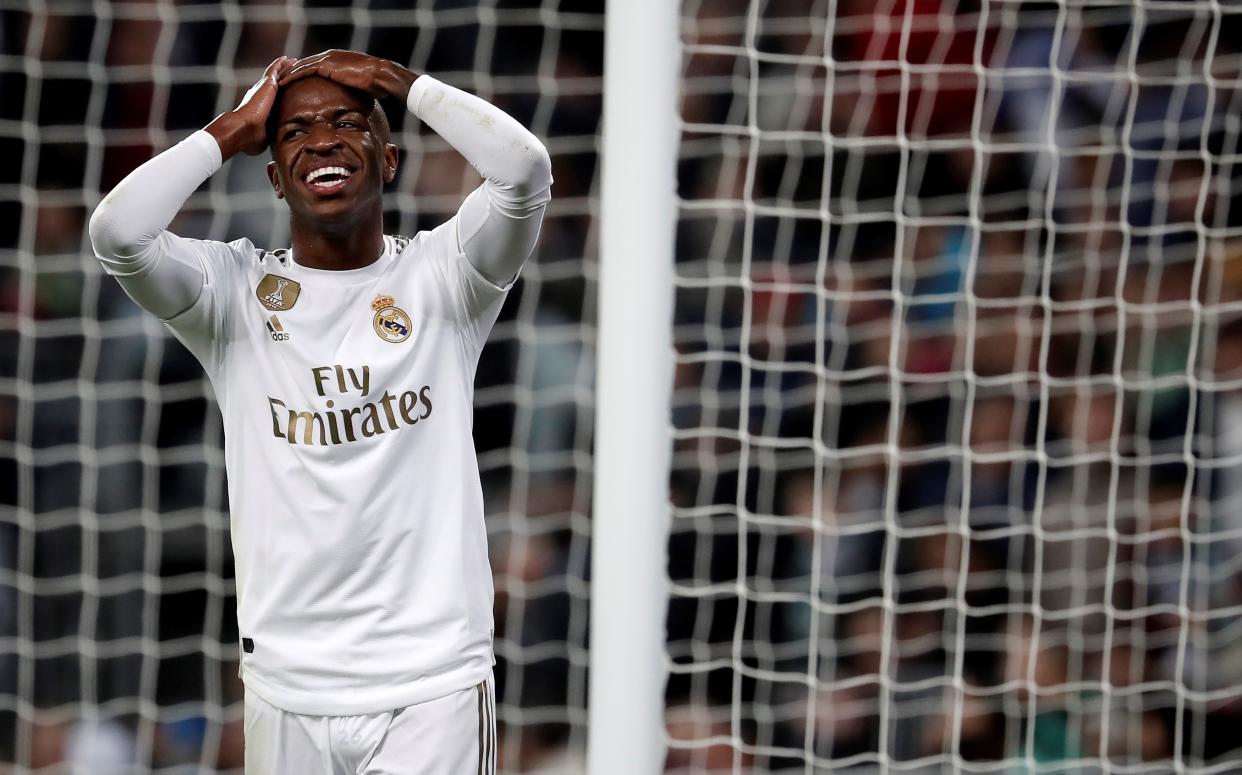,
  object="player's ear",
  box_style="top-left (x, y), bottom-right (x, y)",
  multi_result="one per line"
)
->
top-left (383, 143), bottom-right (398, 184)
top-left (267, 160), bottom-right (285, 200)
